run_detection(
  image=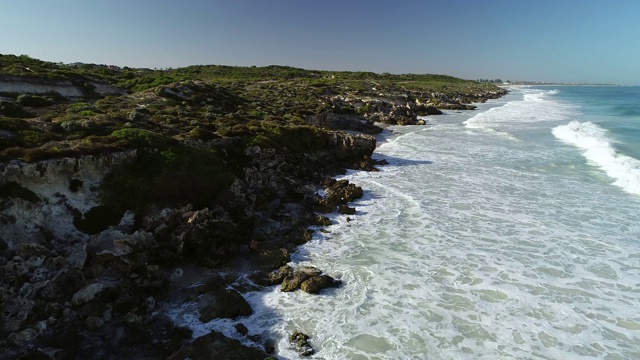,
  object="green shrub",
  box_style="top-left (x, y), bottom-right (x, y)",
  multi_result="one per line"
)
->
top-left (0, 101), bottom-right (35, 118)
top-left (0, 118), bottom-right (31, 132)
top-left (187, 126), bottom-right (217, 140)
top-left (16, 94), bottom-right (54, 107)
top-left (18, 129), bottom-right (60, 146)
top-left (357, 103), bottom-right (374, 114)
top-left (111, 128), bottom-right (175, 149)
top-left (248, 124), bottom-right (328, 153)
top-left (77, 110), bottom-right (99, 117)
top-left (67, 102), bottom-right (101, 115)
